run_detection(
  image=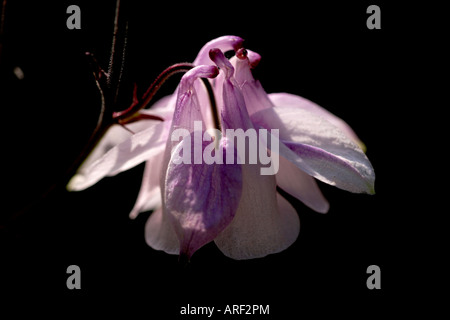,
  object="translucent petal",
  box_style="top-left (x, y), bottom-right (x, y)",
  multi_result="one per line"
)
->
top-left (145, 206), bottom-right (179, 255)
top-left (193, 35), bottom-right (244, 67)
top-left (215, 163), bottom-right (300, 260)
top-left (276, 154), bottom-right (329, 213)
top-left (129, 152), bottom-right (164, 219)
top-left (165, 136), bottom-right (242, 259)
top-left (67, 120), bottom-right (168, 191)
top-left (269, 93), bottom-right (366, 151)
top-left (251, 106), bottom-right (375, 194)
